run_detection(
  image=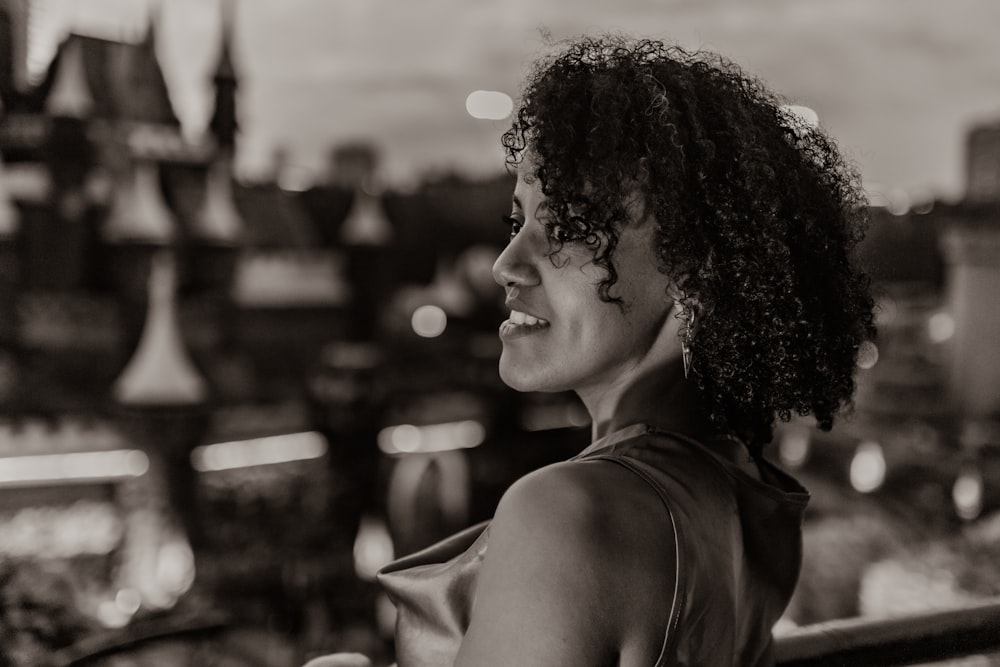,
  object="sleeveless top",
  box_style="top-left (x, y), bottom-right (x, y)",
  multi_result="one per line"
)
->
top-left (377, 423), bottom-right (810, 667)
